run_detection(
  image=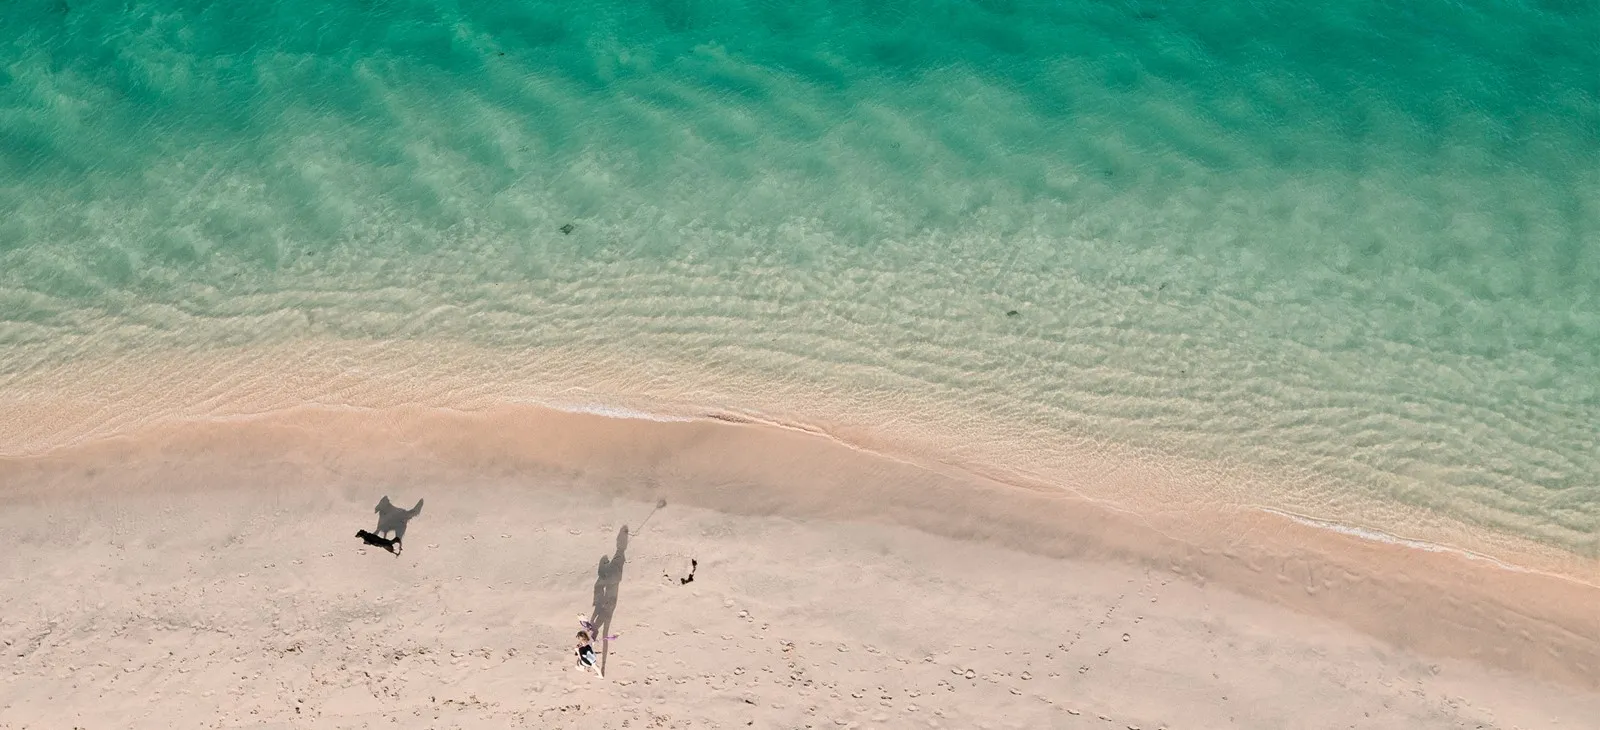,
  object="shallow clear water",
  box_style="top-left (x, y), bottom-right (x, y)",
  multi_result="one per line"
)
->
top-left (1, 0), bottom-right (1596, 555)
